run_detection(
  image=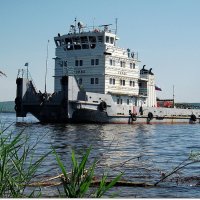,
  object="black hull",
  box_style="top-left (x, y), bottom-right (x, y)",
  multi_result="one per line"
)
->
top-left (72, 109), bottom-right (109, 123)
top-left (21, 104), bottom-right (69, 123)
